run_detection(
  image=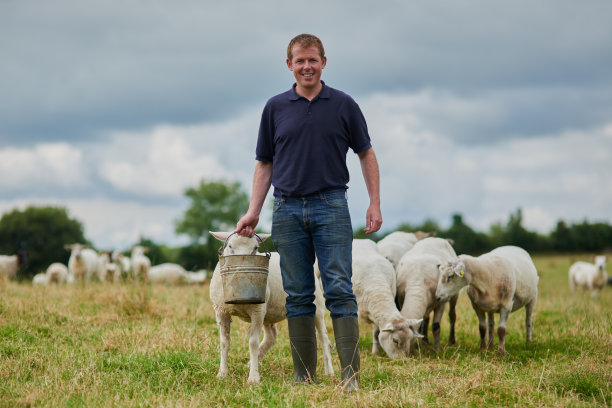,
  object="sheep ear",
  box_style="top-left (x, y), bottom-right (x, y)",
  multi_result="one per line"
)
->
top-left (381, 323), bottom-right (394, 333)
top-left (406, 318), bottom-right (423, 327)
top-left (410, 327), bottom-right (424, 338)
top-left (209, 231), bottom-right (232, 242)
top-left (455, 264), bottom-right (464, 278)
top-left (256, 233), bottom-right (271, 242)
